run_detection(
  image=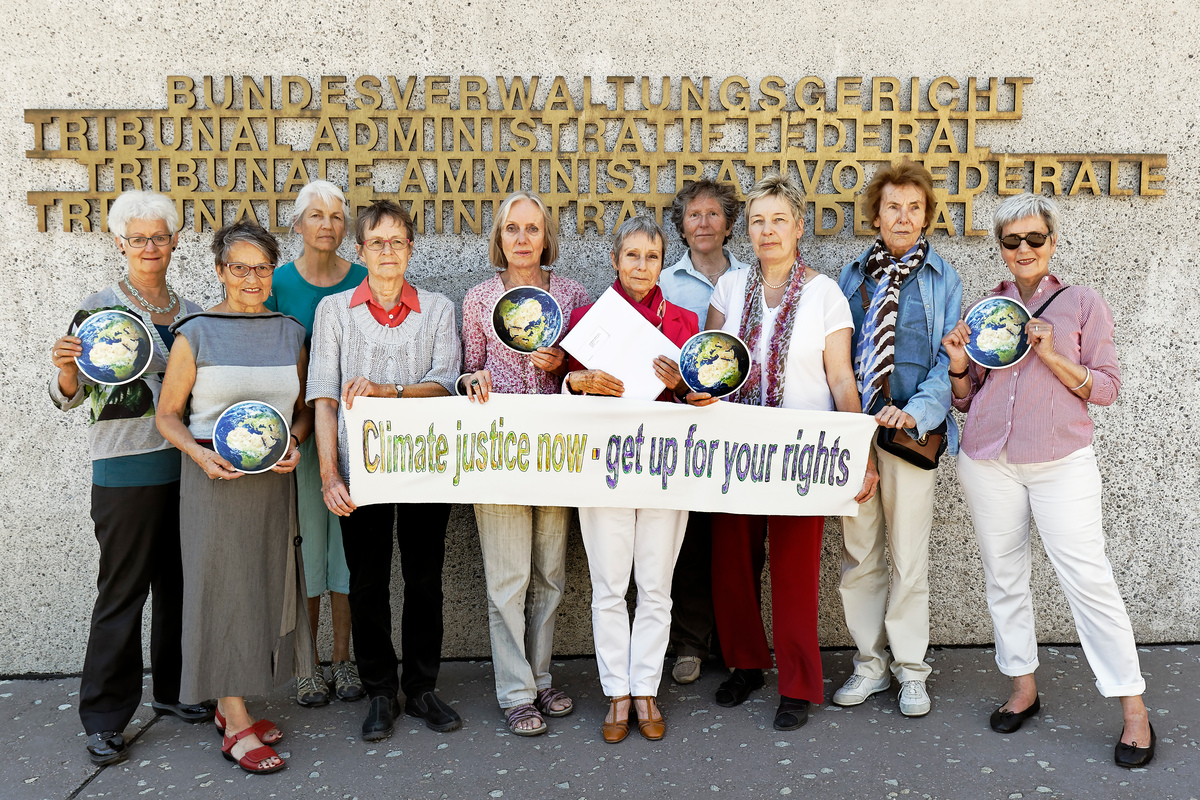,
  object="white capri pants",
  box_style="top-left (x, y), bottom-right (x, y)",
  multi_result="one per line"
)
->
top-left (957, 446), bottom-right (1145, 698)
top-left (579, 507), bottom-right (689, 697)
